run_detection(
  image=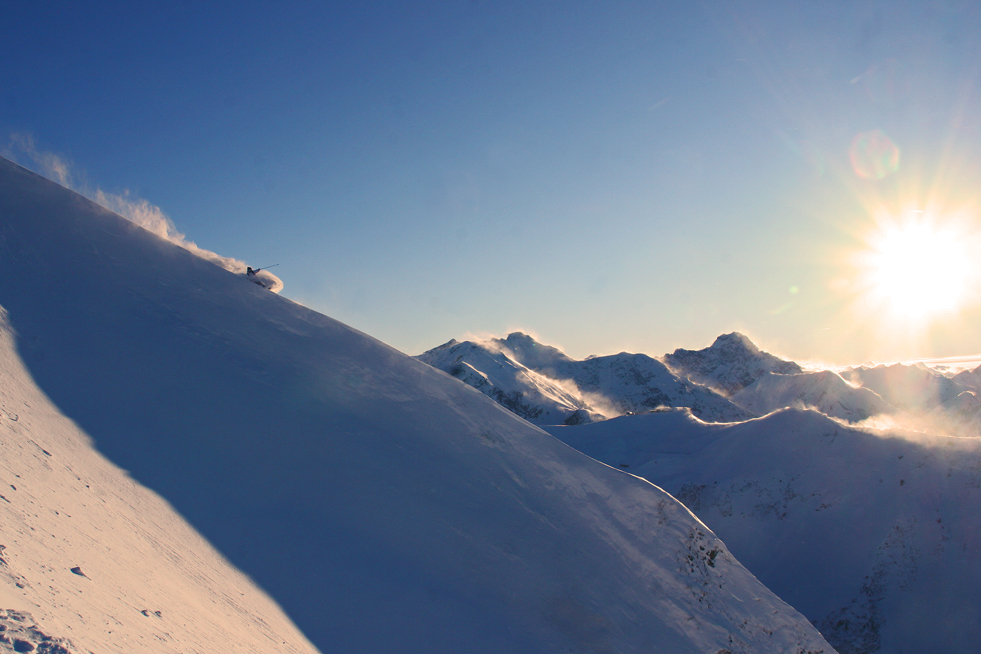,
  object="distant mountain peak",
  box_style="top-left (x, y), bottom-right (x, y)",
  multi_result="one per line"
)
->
top-left (711, 331), bottom-right (761, 354)
top-left (664, 333), bottom-right (802, 394)
top-left (494, 332), bottom-right (573, 370)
